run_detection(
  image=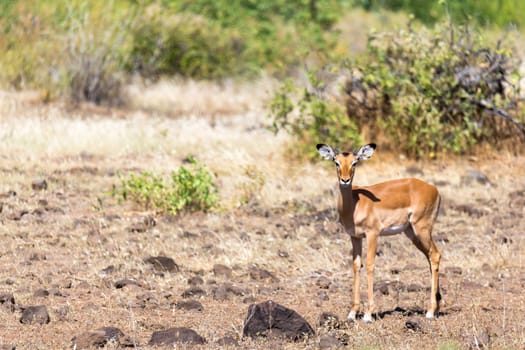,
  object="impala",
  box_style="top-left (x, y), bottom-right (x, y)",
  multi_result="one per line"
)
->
top-left (317, 143), bottom-right (442, 322)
